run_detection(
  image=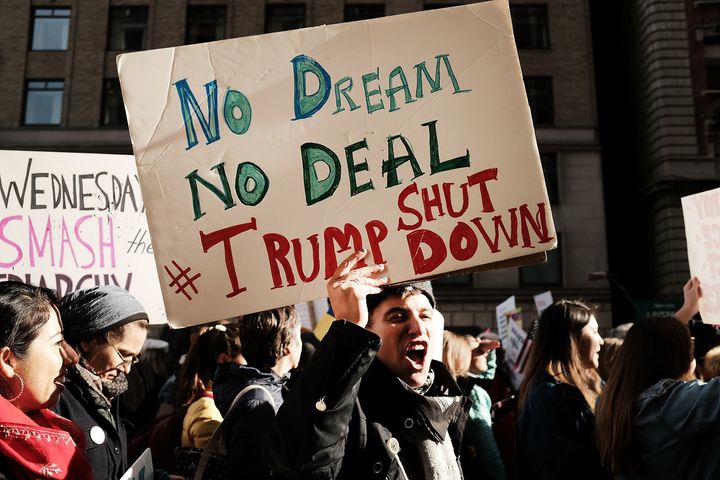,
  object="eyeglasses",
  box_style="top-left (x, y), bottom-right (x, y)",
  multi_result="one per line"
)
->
top-left (111, 343), bottom-right (140, 368)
